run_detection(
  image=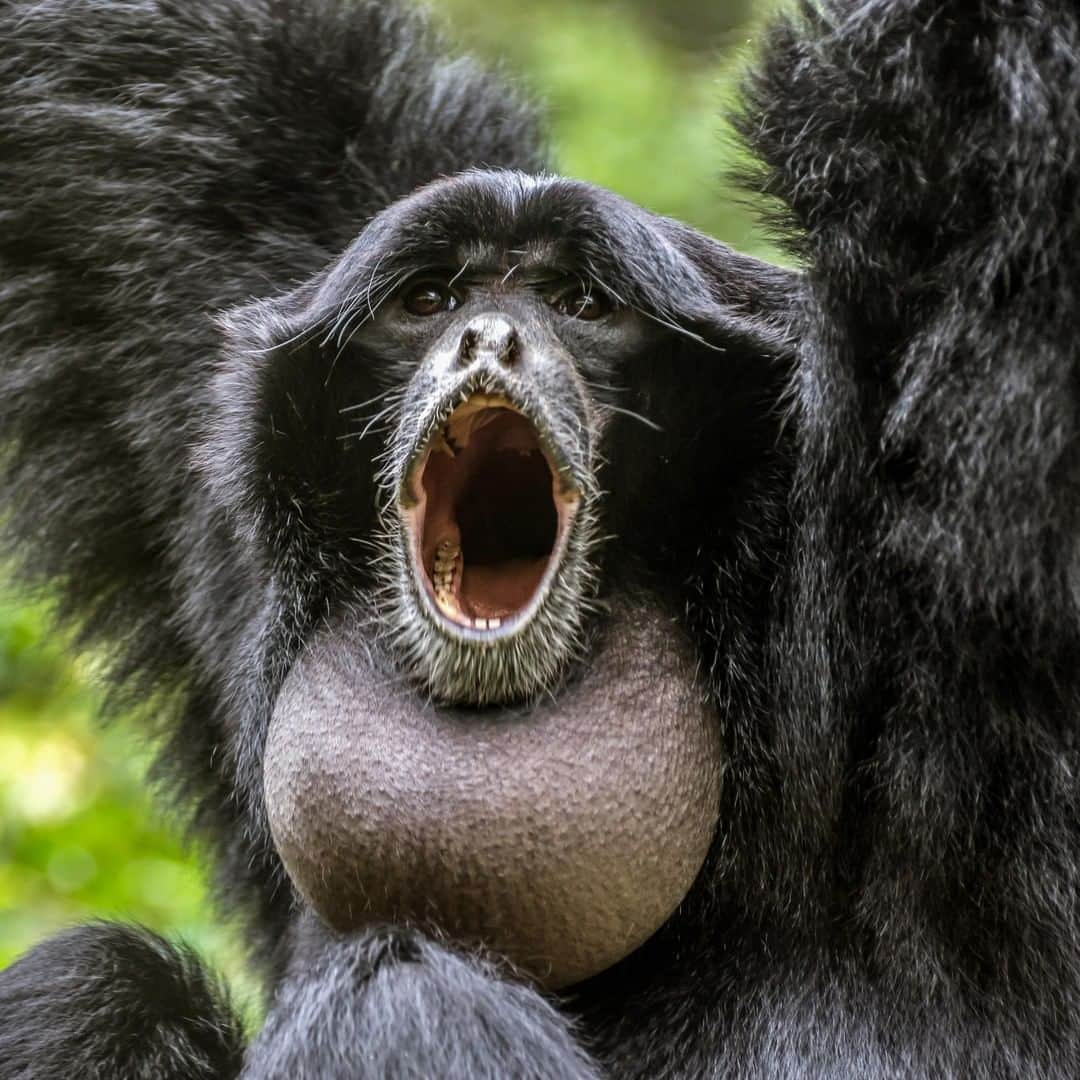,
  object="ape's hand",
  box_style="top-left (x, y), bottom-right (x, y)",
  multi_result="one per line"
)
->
top-left (241, 924), bottom-right (601, 1080)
